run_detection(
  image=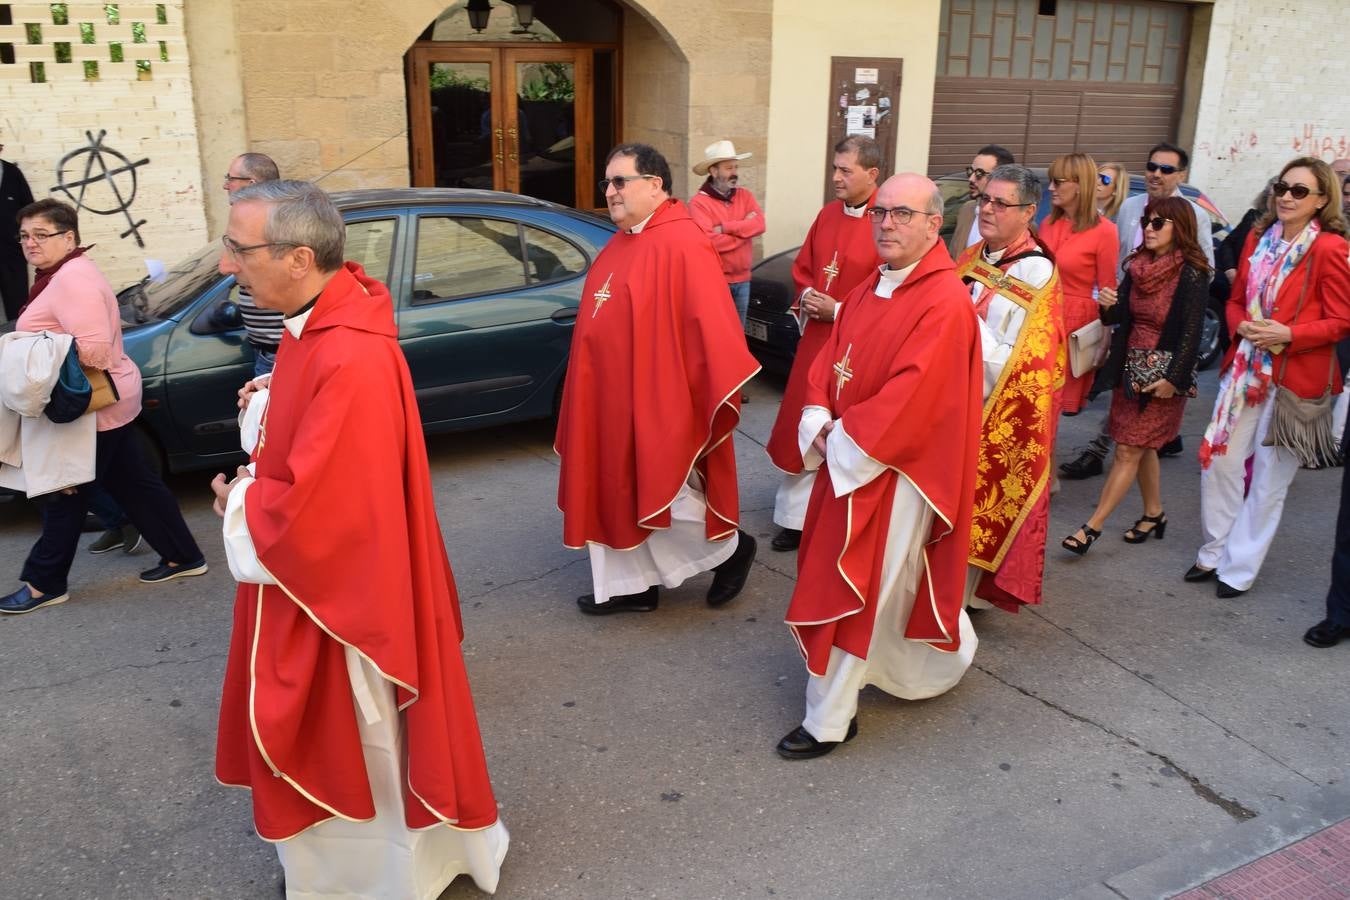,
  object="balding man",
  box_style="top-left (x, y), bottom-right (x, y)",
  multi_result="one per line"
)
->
top-left (224, 152), bottom-right (284, 375)
top-left (210, 181), bottom-right (508, 896)
top-left (777, 174), bottom-right (984, 759)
